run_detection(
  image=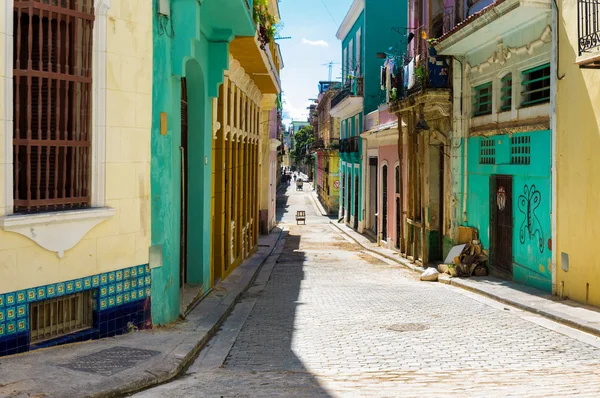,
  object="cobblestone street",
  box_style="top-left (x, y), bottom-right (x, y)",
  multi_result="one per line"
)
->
top-left (133, 184), bottom-right (600, 397)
